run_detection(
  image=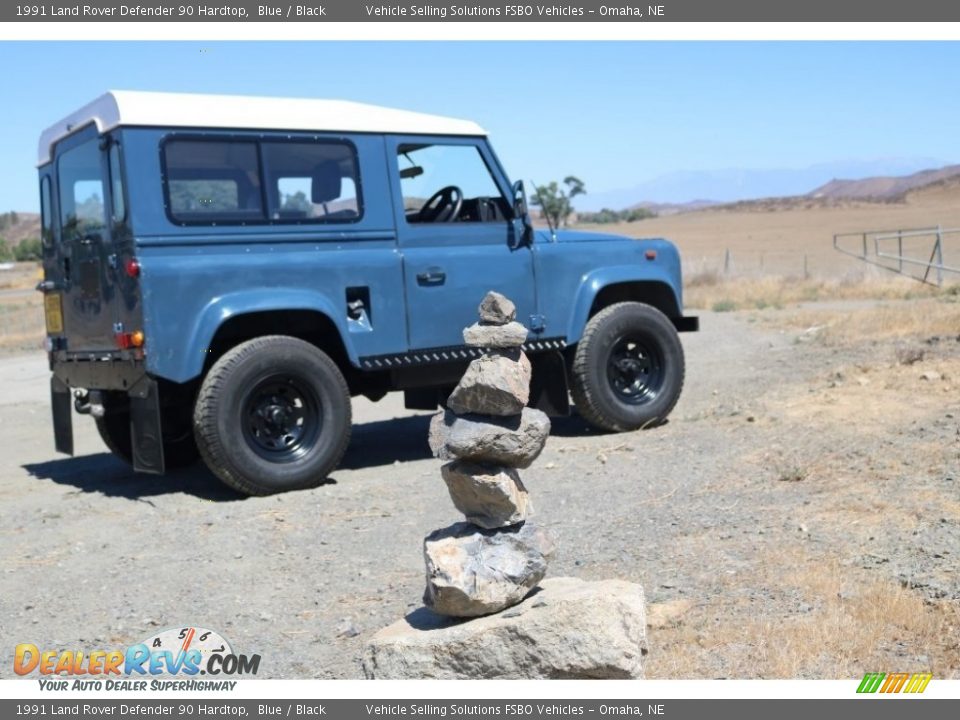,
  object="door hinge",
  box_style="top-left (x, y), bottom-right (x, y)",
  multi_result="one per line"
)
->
top-left (528, 314), bottom-right (546, 332)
